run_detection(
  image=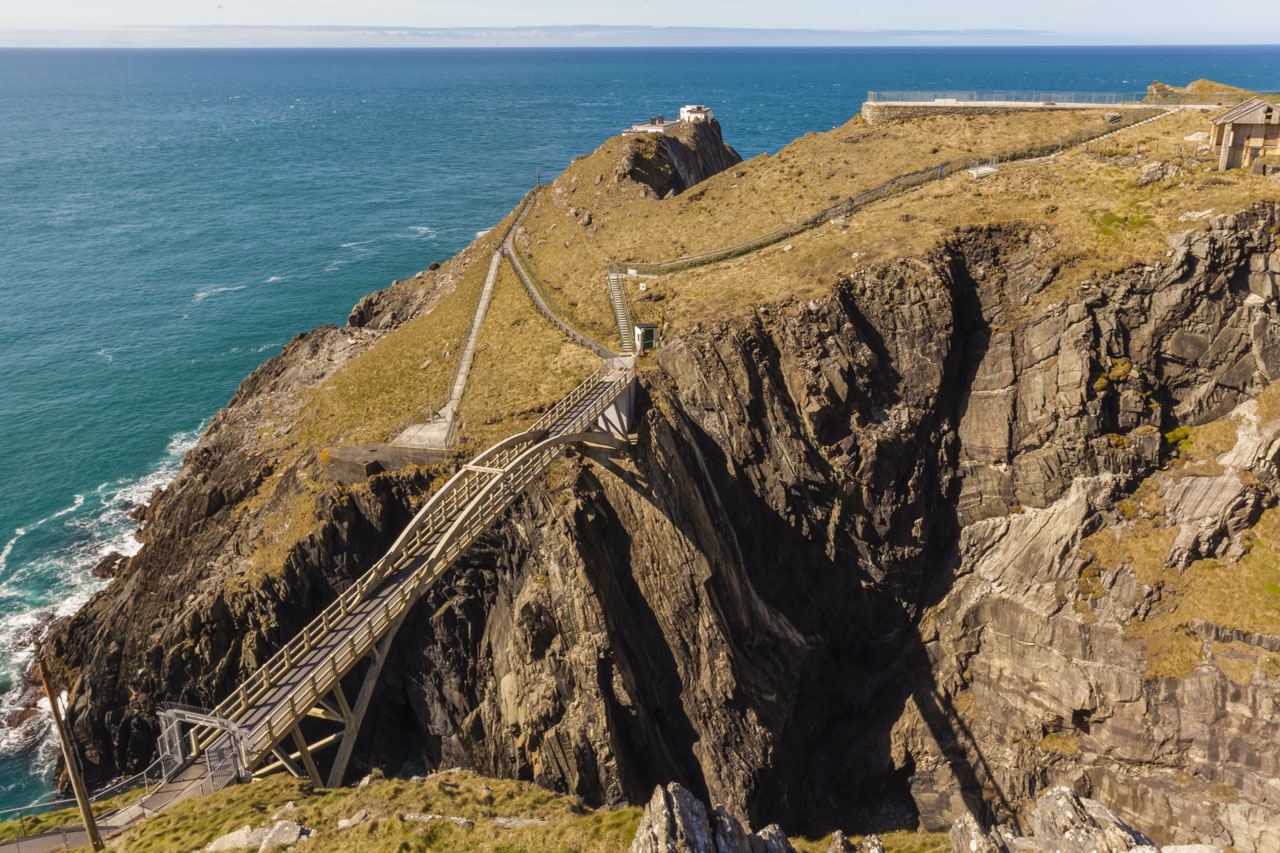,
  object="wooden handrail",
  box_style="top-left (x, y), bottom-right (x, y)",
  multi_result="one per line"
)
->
top-left (206, 364), bottom-right (635, 767)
